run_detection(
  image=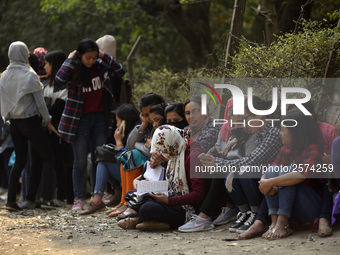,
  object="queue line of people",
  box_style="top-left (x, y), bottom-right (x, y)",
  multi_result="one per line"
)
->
top-left (0, 38), bottom-right (340, 242)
